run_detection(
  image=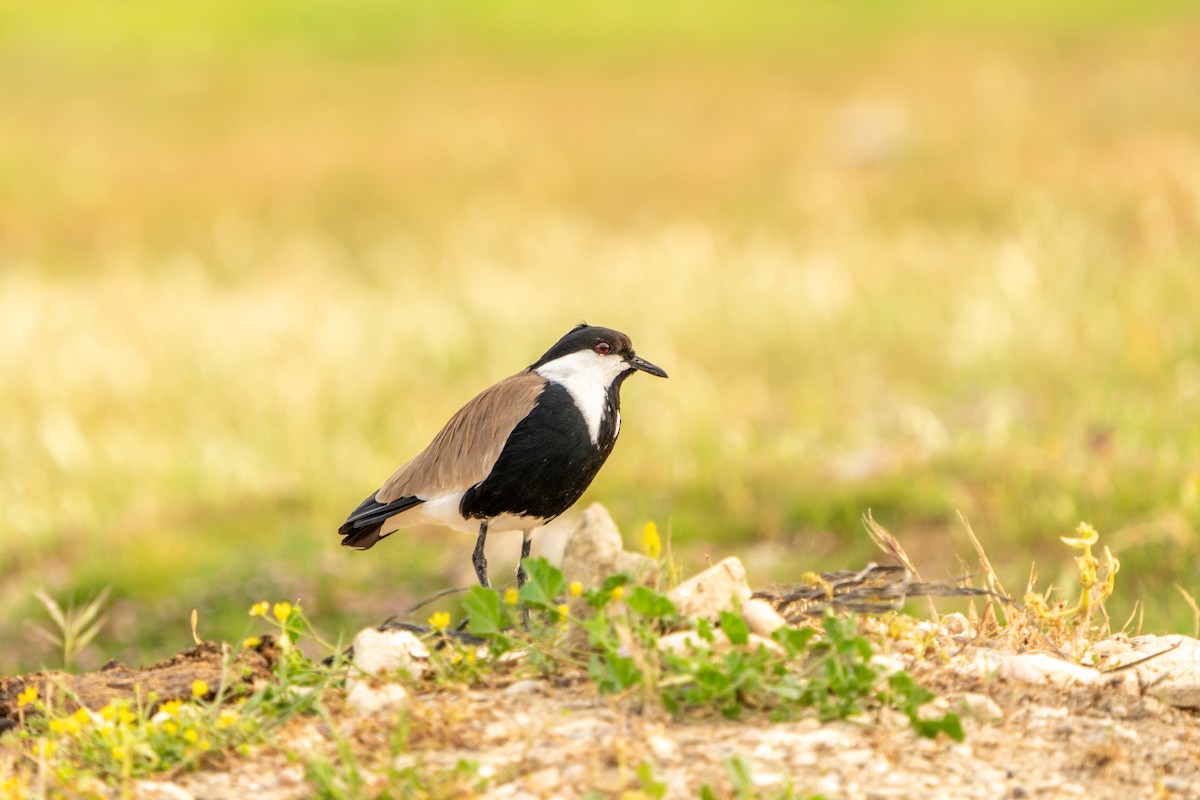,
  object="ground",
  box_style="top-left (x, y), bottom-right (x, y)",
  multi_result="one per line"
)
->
top-left (3, 629), bottom-right (1198, 799)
